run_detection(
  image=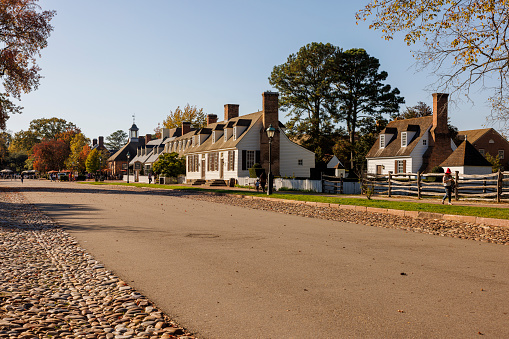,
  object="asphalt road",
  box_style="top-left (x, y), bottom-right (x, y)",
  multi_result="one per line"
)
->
top-left (8, 179), bottom-right (509, 338)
